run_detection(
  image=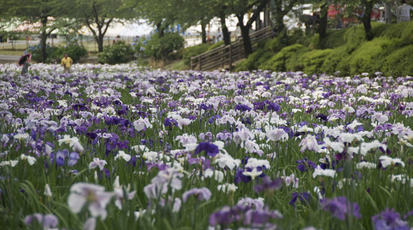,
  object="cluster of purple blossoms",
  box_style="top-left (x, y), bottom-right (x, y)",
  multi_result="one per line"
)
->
top-left (209, 197), bottom-right (283, 229)
top-left (321, 196), bottom-right (361, 220)
top-left (24, 213), bottom-right (58, 228)
top-left (194, 142), bottom-right (220, 158)
top-left (372, 208), bottom-right (409, 230)
top-left (50, 149), bottom-right (80, 166)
